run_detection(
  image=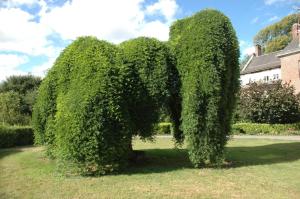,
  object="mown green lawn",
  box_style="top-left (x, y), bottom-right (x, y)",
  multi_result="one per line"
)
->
top-left (1, 137), bottom-right (300, 199)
